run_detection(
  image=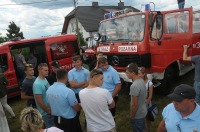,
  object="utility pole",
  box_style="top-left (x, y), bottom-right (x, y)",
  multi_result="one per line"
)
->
top-left (73, 0), bottom-right (80, 47)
